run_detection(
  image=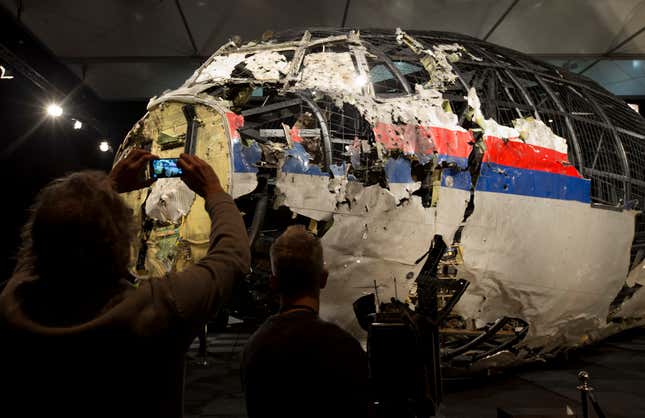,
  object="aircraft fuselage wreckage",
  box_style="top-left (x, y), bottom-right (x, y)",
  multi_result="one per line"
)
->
top-left (115, 28), bottom-right (645, 369)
